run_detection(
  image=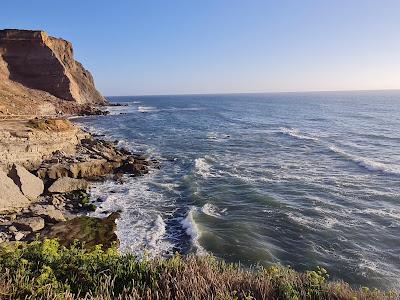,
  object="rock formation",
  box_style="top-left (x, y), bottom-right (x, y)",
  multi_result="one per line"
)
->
top-left (0, 29), bottom-right (107, 116)
top-left (8, 164), bottom-right (44, 200)
top-left (0, 169), bottom-right (30, 213)
top-left (48, 177), bottom-right (89, 194)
